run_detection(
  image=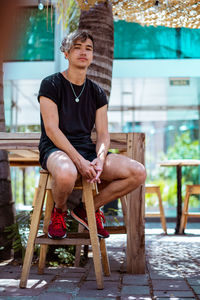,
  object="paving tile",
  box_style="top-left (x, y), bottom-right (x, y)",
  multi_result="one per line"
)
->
top-left (0, 272), bottom-right (21, 279)
top-left (54, 278), bottom-right (80, 283)
top-left (122, 275), bottom-right (149, 285)
top-left (58, 266), bottom-right (86, 273)
top-left (47, 282), bottom-right (79, 295)
top-left (78, 281), bottom-right (119, 297)
top-left (154, 290), bottom-right (195, 297)
top-left (86, 272), bottom-right (120, 281)
top-left (191, 285), bottom-right (200, 294)
top-left (156, 298), bottom-right (196, 300)
top-left (152, 279), bottom-right (189, 291)
top-left (187, 278), bottom-right (200, 286)
top-left (0, 276), bottom-right (54, 296)
top-left (0, 297), bottom-right (38, 300)
top-left (121, 297), bottom-right (152, 300)
top-left (76, 297), bottom-right (116, 300)
top-left (121, 285), bottom-right (150, 295)
top-left (38, 292), bottom-right (72, 299)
